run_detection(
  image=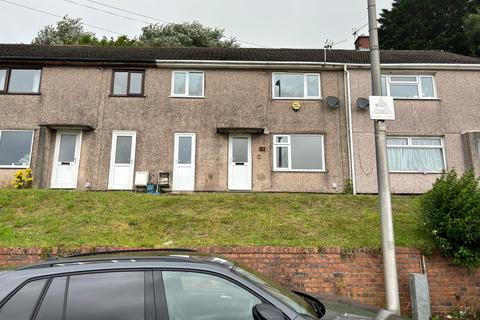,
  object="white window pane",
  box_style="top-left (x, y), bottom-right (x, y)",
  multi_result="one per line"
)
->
top-left (129, 72), bottom-right (143, 94)
top-left (58, 134), bottom-right (76, 162)
top-left (412, 138), bottom-right (442, 146)
top-left (0, 131), bottom-right (33, 167)
top-left (174, 72), bottom-right (186, 95)
top-left (291, 135), bottom-right (323, 170)
top-left (273, 74), bottom-right (304, 98)
top-left (115, 136), bottom-right (132, 164)
top-left (276, 146), bottom-right (289, 168)
top-left (386, 138), bottom-right (408, 146)
top-left (8, 69), bottom-right (41, 93)
top-left (232, 137), bottom-right (248, 163)
top-left (389, 84), bottom-right (419, 98)
top-left (381, 76), bottom-right (387, 96)
top-left (306, 75), bottom-right (319, 97)
top-left (390, 76), bottom-right (417, 82)
top-left (420, 77), bottom-right (435, 98)
top-left (275, 136), bottom-right (289, 144)
top-left (0, 69), bottom-right (6, 91)
top-left (178, 136), bottom-right (192, 164)
top-left (388, 148), bottom-right (444, 172)
top-left (188, 72), bottom-right (203, 96)
top-left (113, 72), bottom-right (128, 95)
